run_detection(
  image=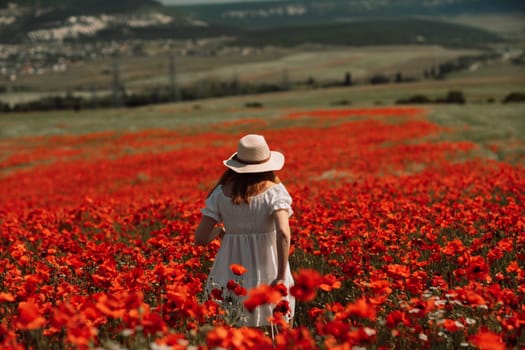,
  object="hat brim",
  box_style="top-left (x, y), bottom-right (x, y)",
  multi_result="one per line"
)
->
top-left (223, 151), bottom-right (285, 173)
